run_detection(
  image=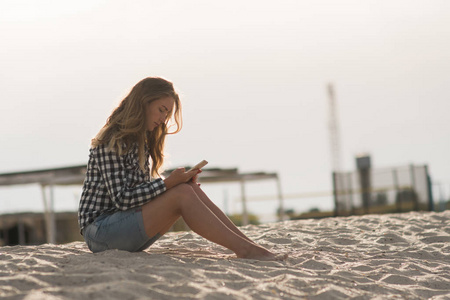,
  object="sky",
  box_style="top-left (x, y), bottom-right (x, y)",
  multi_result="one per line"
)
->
top-left (1, 0), bottom-right (449, 220)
